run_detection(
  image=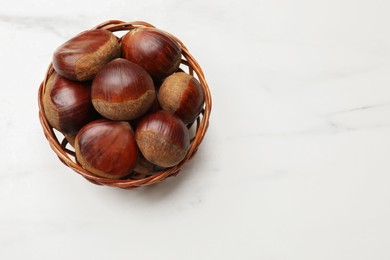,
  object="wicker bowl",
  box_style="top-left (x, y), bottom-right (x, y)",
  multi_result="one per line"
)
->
top-left (38, 20), bottom-right (212, 189)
